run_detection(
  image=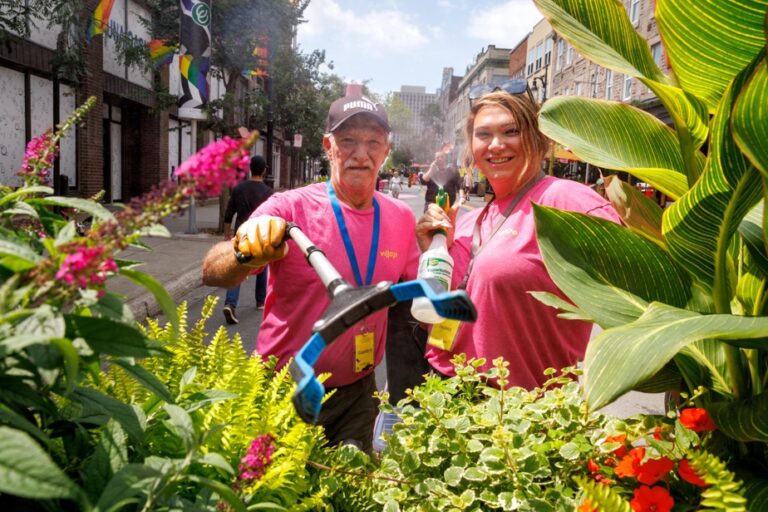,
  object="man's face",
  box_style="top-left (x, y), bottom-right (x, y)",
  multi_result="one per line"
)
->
top-left (324, 115), bottom-right (390, 204)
